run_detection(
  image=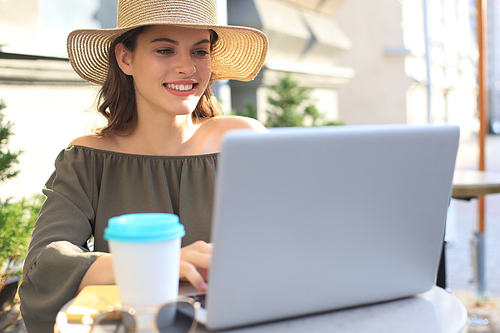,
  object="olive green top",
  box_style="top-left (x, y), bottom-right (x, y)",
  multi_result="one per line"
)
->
top-left (19, 146), bottom-right (218, 333)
